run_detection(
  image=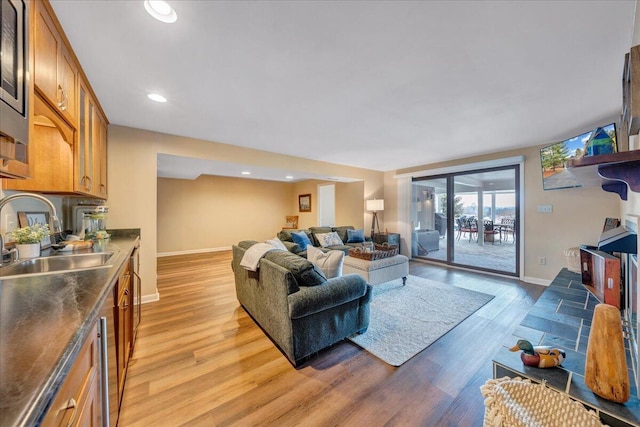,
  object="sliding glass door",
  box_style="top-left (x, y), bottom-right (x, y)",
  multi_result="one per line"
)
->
top-left (412, 165), bottom-right (519, 276)
top-left (411, 177), bottom-right (448, 261)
